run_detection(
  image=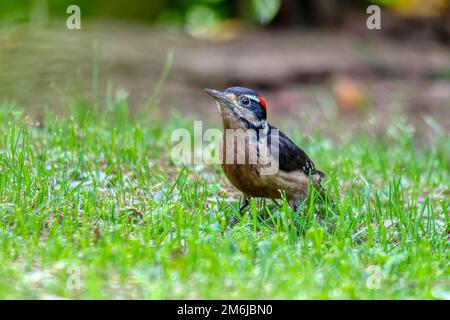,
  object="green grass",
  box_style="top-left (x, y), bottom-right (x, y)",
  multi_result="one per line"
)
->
top-left (0, 97), bottom-right (448, 299)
